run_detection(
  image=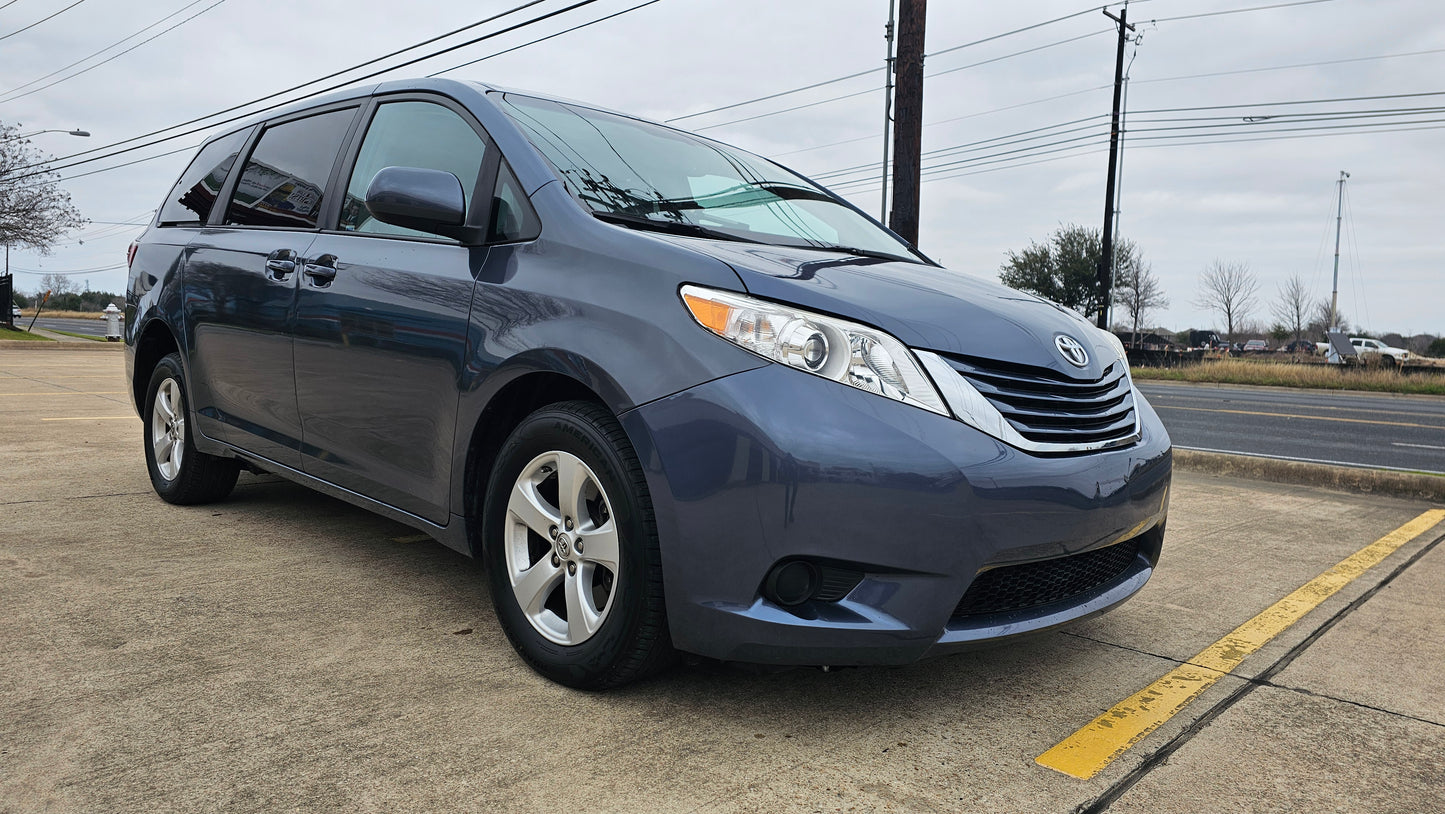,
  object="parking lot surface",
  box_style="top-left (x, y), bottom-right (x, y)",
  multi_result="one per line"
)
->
top-left (3, 348), bottom-right (1443, 813)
